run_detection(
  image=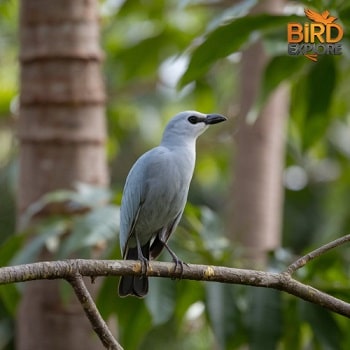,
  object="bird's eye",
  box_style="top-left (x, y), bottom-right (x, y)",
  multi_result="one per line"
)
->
top-left (188, 116), bottom-right (198, 124)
